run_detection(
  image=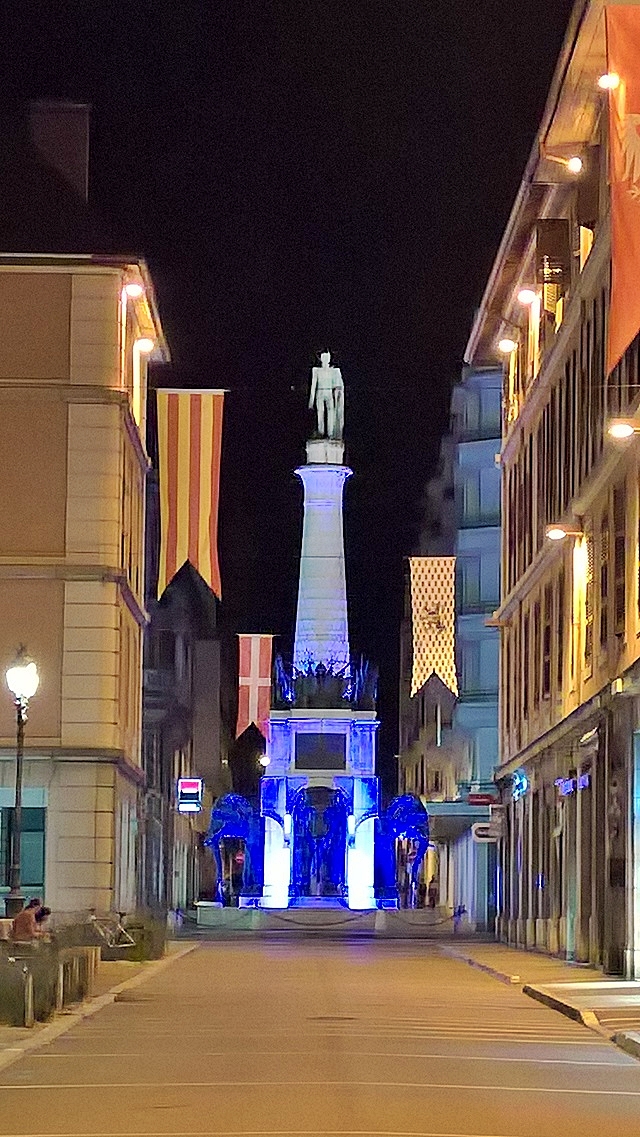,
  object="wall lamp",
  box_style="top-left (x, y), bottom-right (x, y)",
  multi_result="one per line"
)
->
top-left (498, 337), bottom-right (518, 354)
top-left (543, 152), bottom-right (584, 174)
top-left (546, 523), bottom-right (584, 542)
top-left (517, 288), bottom-right (537, 306)
top-left (607, 418), bottom-right (640, 440)
top-left (598, 72), bottom-right (620, 91)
